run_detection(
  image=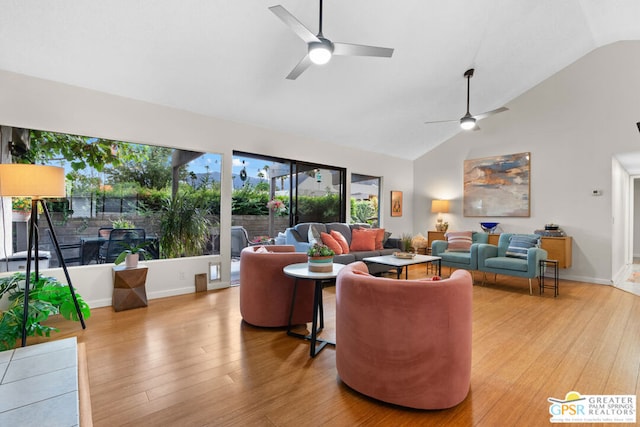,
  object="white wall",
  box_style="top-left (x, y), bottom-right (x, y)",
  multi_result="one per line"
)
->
top-left (0, 68), bottom-right (414, 307)
top-left (634, 179), bottom-right (640, 258)
top-left (611, 157), bottom-right (630, 283)
top-left (414, 41), bottom-right (640, 284)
